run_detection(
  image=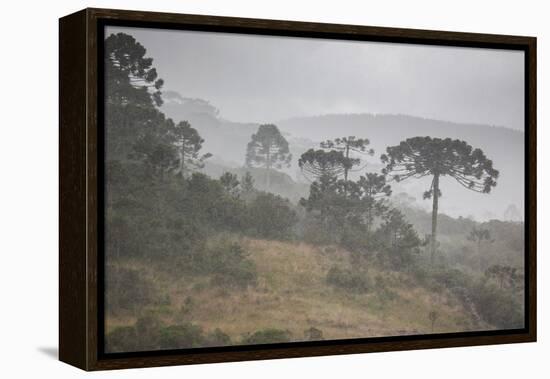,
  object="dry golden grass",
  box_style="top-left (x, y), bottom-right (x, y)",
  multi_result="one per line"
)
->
top-left (106, 237), bottom-right (482, 341)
